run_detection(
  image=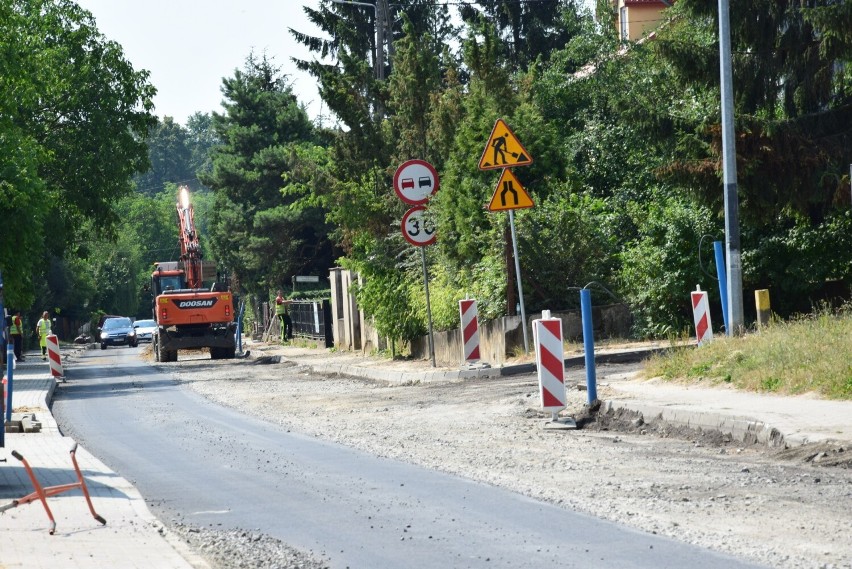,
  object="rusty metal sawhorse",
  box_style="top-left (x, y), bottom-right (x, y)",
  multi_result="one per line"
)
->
top-left (0, 443), bottom-right (106, 534)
